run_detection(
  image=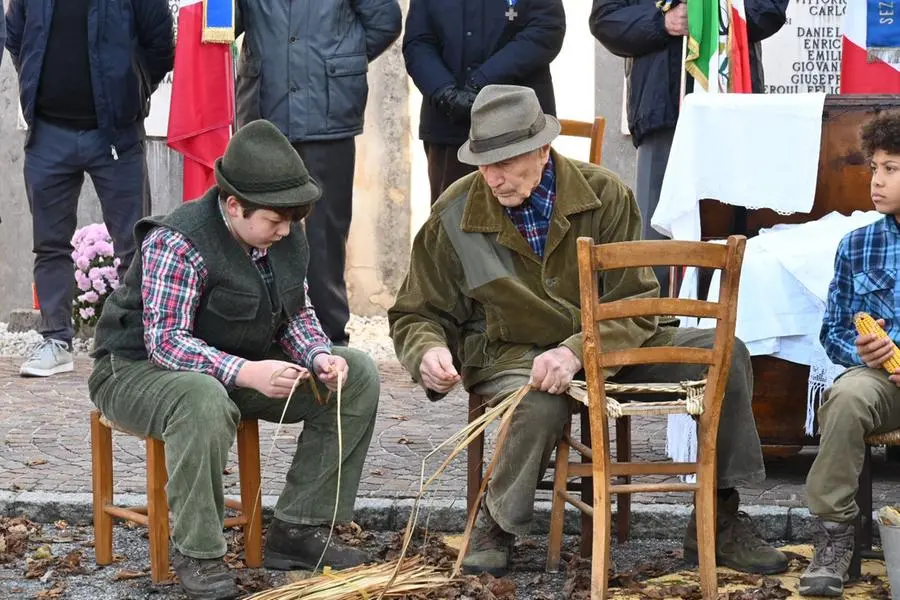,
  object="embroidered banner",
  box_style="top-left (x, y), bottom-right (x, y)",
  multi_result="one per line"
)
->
top-left (202, 0), bottom-right (234, 44)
